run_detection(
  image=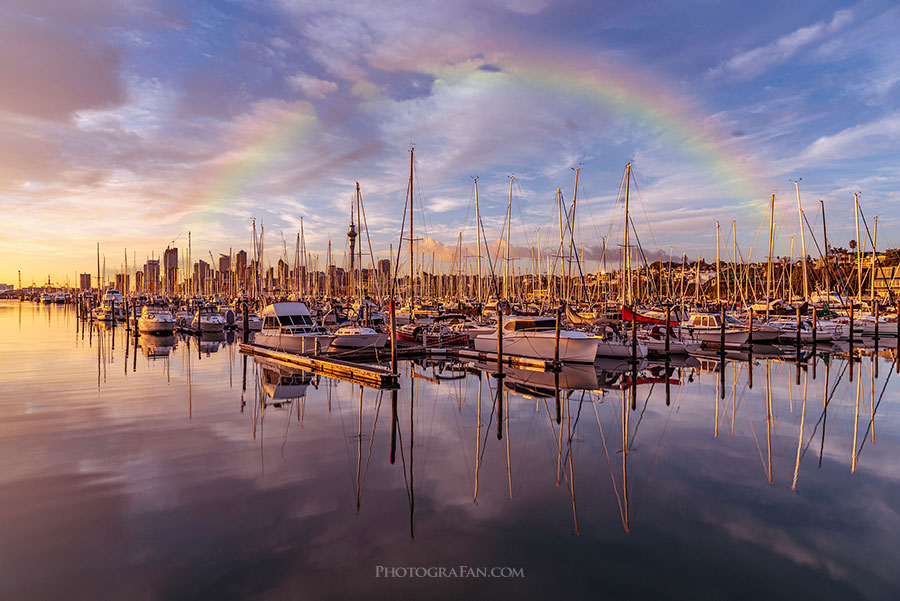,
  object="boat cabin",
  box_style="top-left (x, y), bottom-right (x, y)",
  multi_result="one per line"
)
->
top-left (503, 317), bottom-right (558, 332)
top-left (261, 302), bottom-right (321, 334)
